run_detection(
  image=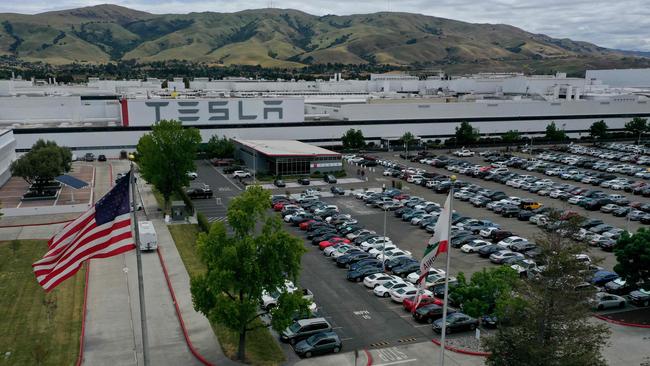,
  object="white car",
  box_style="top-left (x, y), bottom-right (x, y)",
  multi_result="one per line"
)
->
top-left (314, 205), bottom-right (338, 215)
top-left (261, 280), bottom-right (297, 309)
top-left (373, 280), bottom-right (409, 297)
top-left (368, 243), bottom-right (398, 257)
top-left (490, 250), bottom-right (525, 264)
top-left (323, 244), bottom-right (351, 257)
top-left (461, 239), bottom-right (492, 253)
top-left (454, 149), bottom-right (475, 157)
top-left (376, 248), bottom-right (412, 261)
top-left (233, 170), bottom-right (251, 178)
top-left (497, 236), bottom-right (529, 250)
top-left (390, 287), bottom-right (432, 303)
top-left (406, 267), bottom-right (446, 284)
top-left (364, 273), bottom-right (402, 289)
top-left (331, 246), bottom-right (360, 259)
top-left (360, 237), bottom-right (392, 251)
top-left (187, 171), bottom-right (198, 180)
top-left (479, 227), bottom-right (498, 238)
